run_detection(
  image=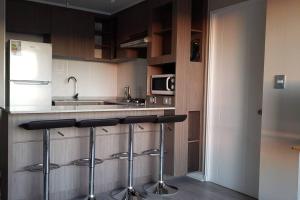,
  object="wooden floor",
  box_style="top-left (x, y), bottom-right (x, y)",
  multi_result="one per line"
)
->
top-left (95, 176), bottom-right (257, 200)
